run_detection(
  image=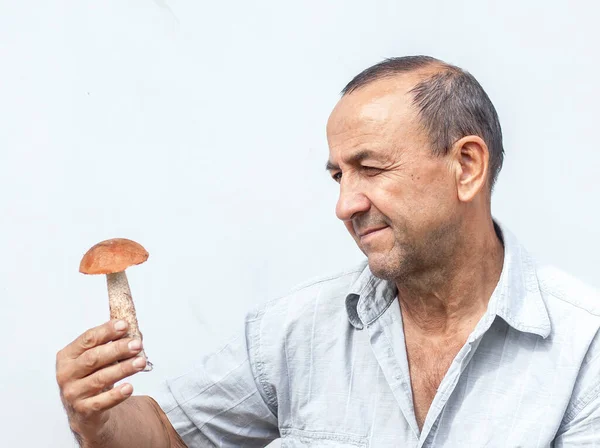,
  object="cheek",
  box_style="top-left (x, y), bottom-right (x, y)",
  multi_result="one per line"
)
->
top-left (370, 179), bottom-right (436, 228)
top-left (407, 177), bottom-right (457, 227)
top-left (367, 181), bottom-right (408, 222)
